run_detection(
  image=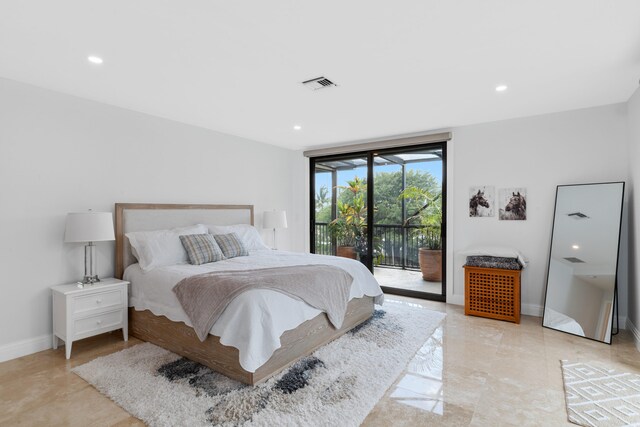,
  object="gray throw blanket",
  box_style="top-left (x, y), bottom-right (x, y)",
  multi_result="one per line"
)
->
top-left (173, 265), bottom-right (354, 341)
